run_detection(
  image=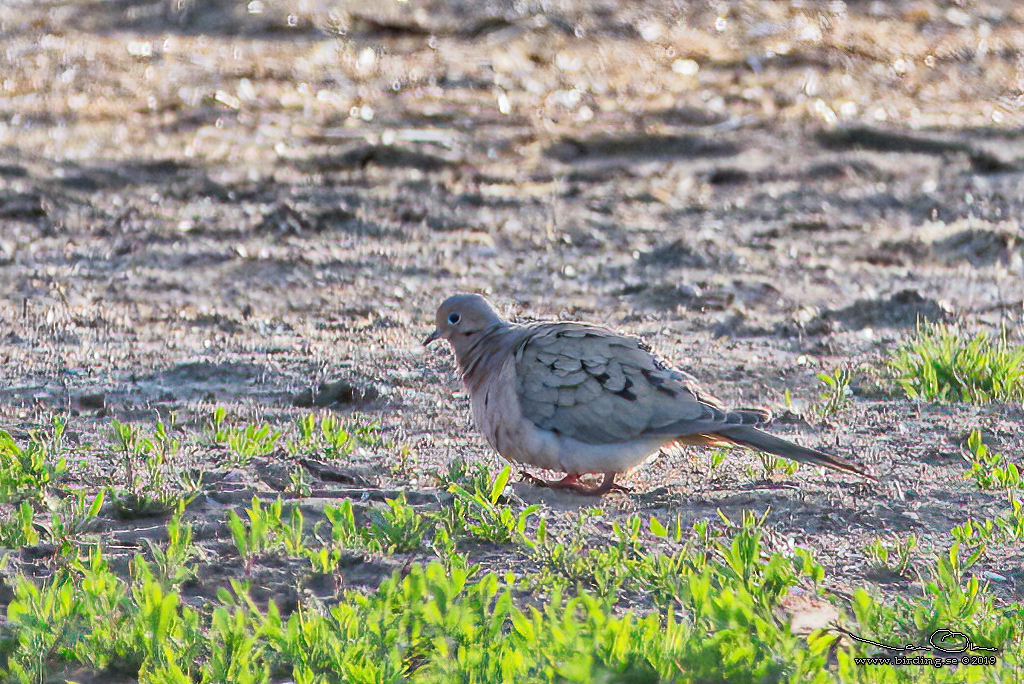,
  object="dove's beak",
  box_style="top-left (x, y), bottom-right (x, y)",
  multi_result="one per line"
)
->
top-left (423, 328), bottom-right (442, 346)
